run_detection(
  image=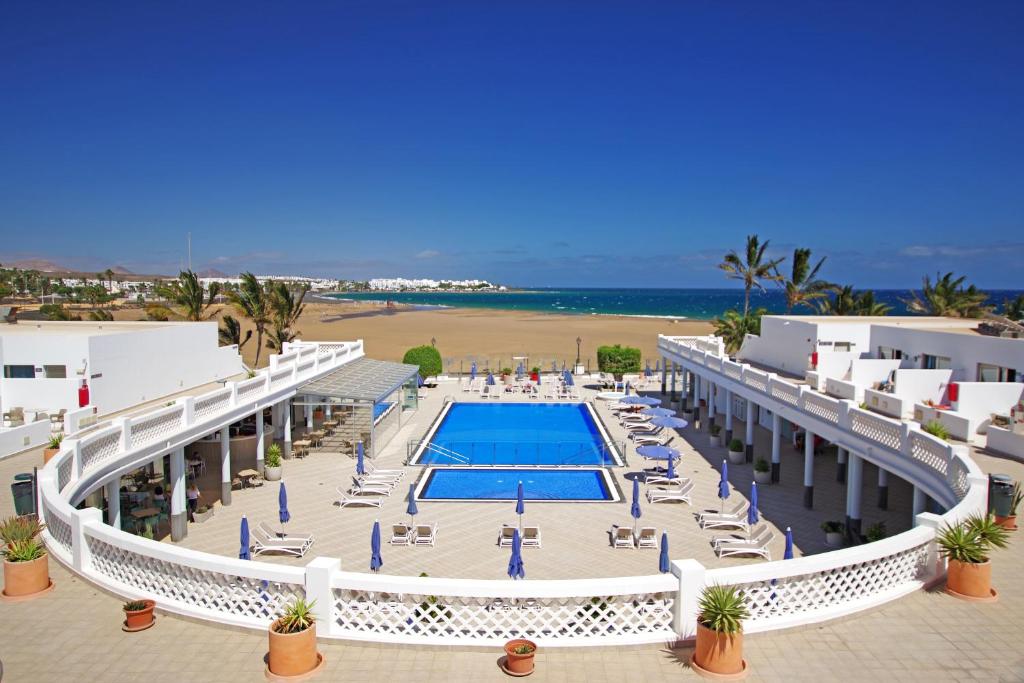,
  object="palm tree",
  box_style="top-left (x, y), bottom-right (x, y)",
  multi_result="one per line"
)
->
top-left (153, 270), bottom-right (221, 321)
top-left (903, 272), bottom-right (991, 318)
top-left (718, 234), bottom-right (785, 317)
top-left (1001, 295), bottom-right (1024, 322)
top-left (782, 248), bottom-right (830, 312)
top-left (265, 282), bottom-right (310, 352)
top-left (218, 314), bottom-right (253, 349)
top-left (713, 308), bottom-right (766, 355)
top-left (88, 309), bottom-right (113, 321)
top-left (816, 285), bottom-right (857, 315)
top-left (103, 268), bottom-right (115, 293)
top-left (852, 290), bottom-right (892, 316)
top-left (228, 272), bottom-right (272, 367)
